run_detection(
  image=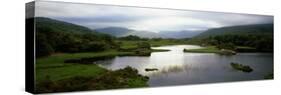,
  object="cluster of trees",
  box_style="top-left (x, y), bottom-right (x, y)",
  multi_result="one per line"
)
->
top-left (36, 27), bottom-right (120, 58)
top-left (36, 30), bottom-right (118, 57)
top-left (202, 34), bottom-right (273, 52)
top-left (118, 35), bottom-right (186, 42)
